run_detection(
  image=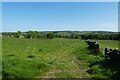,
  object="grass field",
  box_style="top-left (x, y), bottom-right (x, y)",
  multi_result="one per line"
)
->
top-left (0, 37), bottom-right (2, 79)
top-left (98, 40), bottom-right (119, 52)
top-left (90, 40), bottom-right (119, 53)
top-left (2, 37), bottom-right (119, 78)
